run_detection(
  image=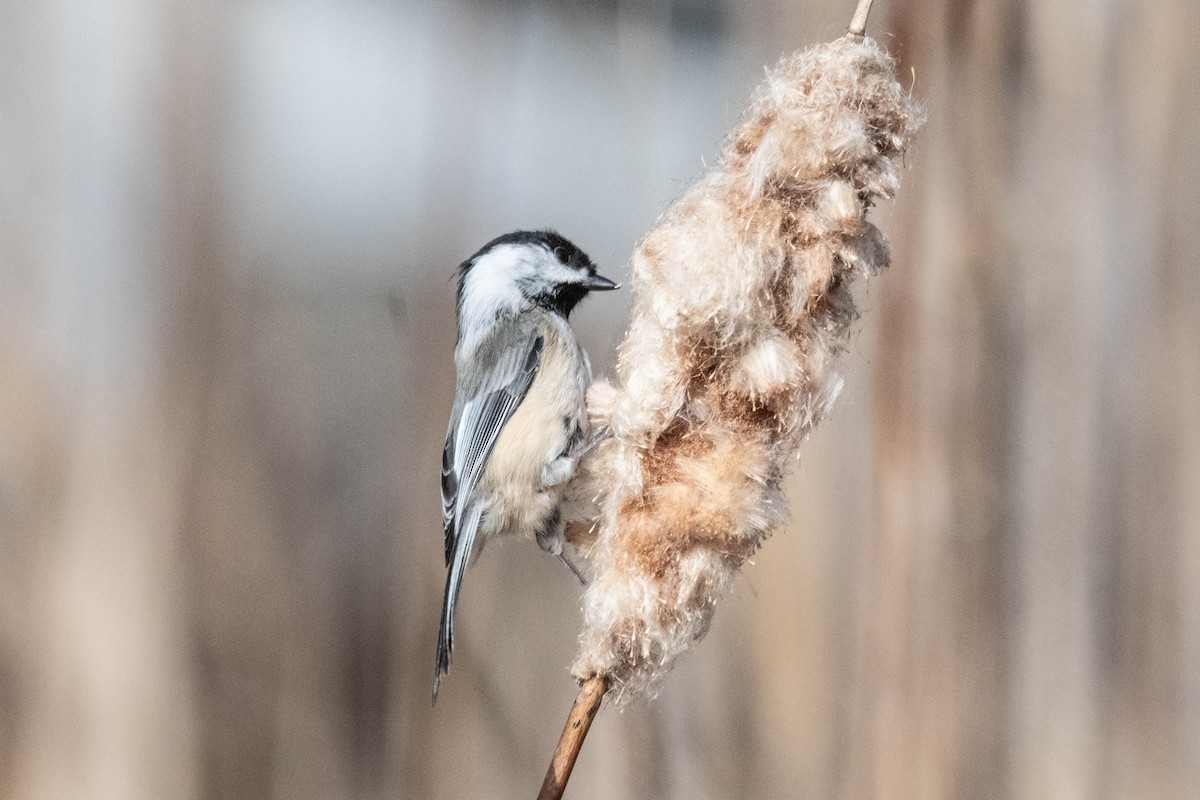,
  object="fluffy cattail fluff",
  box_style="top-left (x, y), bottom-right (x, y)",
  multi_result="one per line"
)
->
top-left (563, 36), bottom-right (922, 704)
